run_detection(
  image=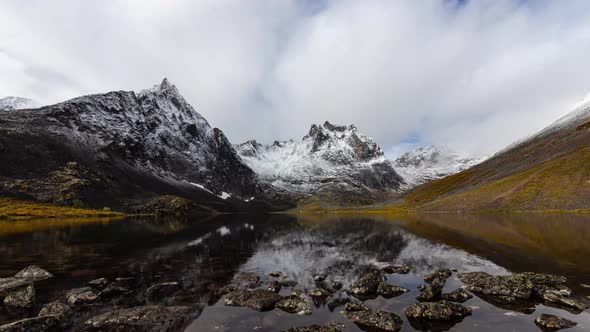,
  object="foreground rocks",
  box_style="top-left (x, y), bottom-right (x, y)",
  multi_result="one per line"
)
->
top-left (343, 301), bottom-right (403, 332)
top-left (382, 264), bottom-right (410, 275)
top-left (405, 300), bottom-right (472, 321)
top-left (81, 305), bottom-right (195, 332)
top-left (224, 289), bottom-right (282, 311)
top-left (14, 266), bottom-right (53, 282)
top-left (348, 270), bottom-right (385, 298)
top-left (534, 314), bottom-right (577, 331)
top-left (276, 294), bottom-right (313, 315)
top-left (441, 288), bottom-right (473, 303)
top-left (0, 316), bottom-right (58, 332)
top-left (282, 322), bottom-right (343, 332)
top-left (3, 285), bottom-right (35, 310)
